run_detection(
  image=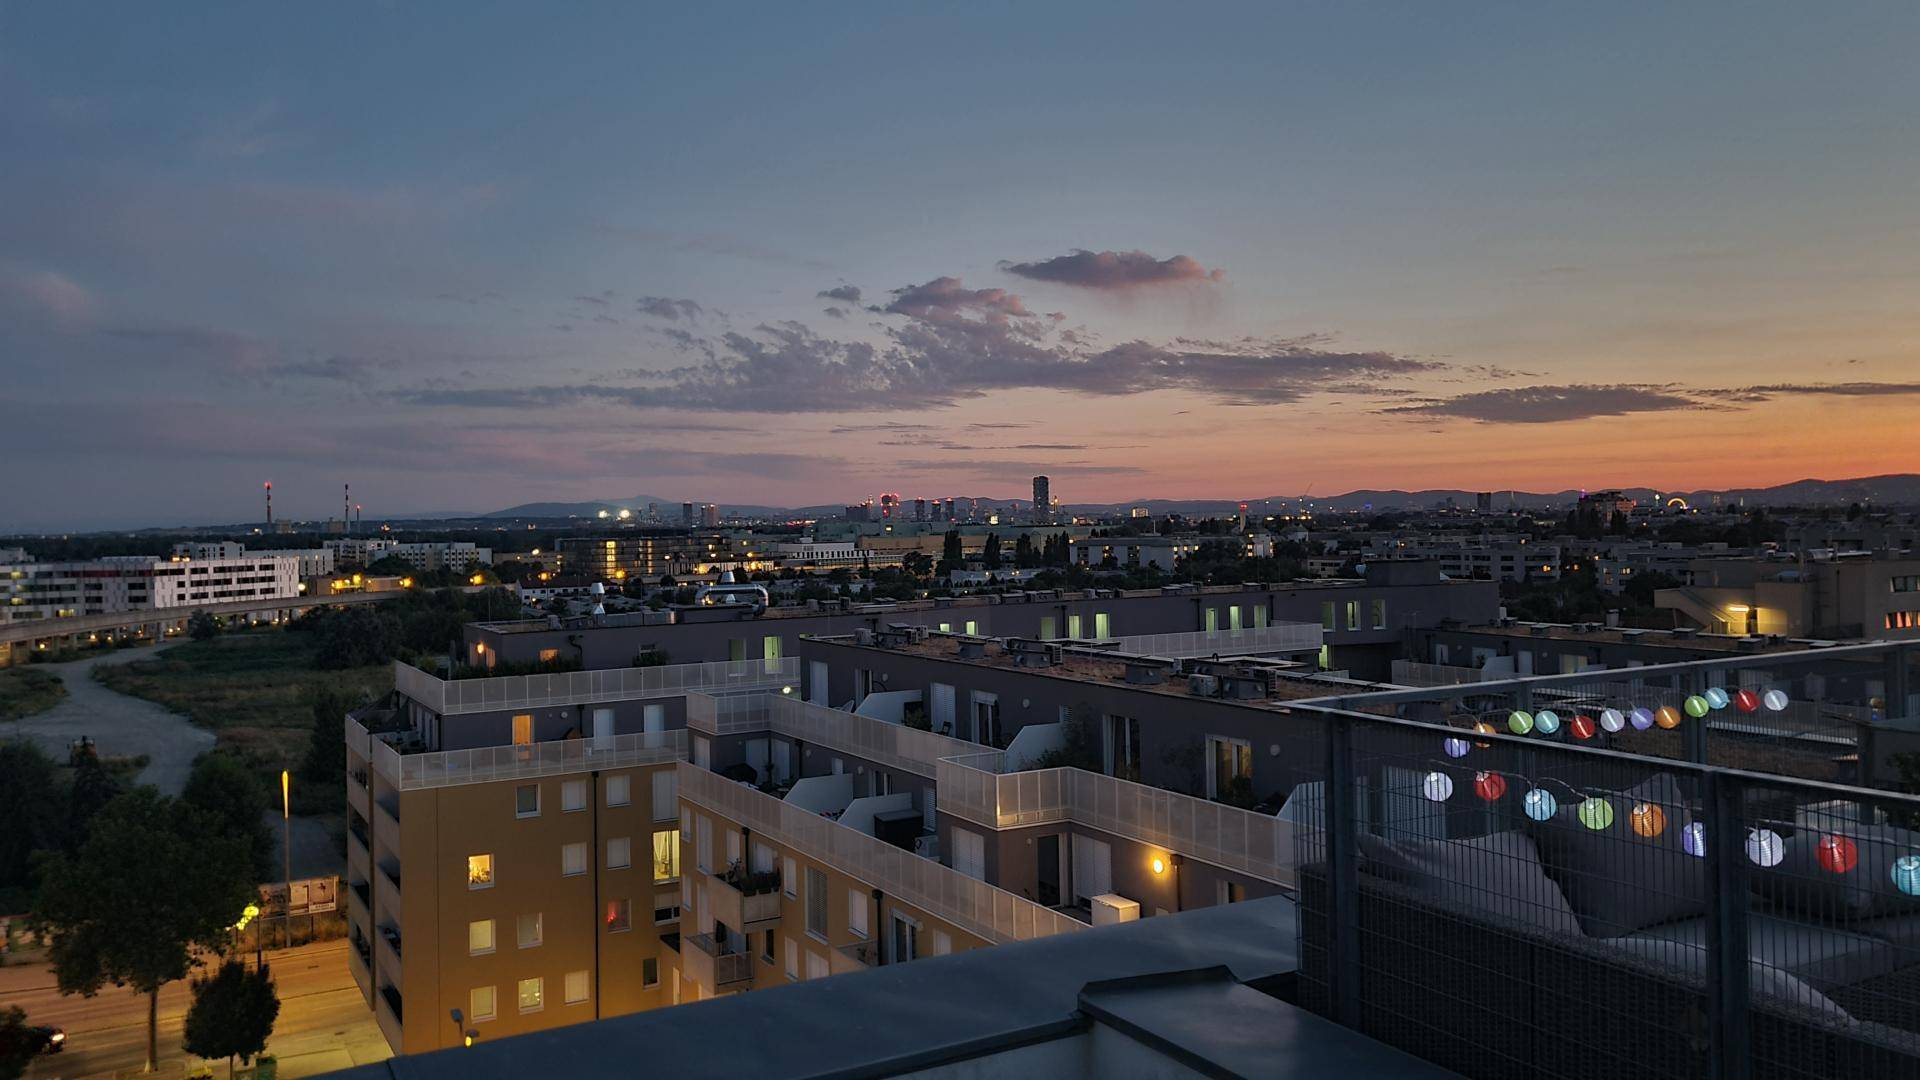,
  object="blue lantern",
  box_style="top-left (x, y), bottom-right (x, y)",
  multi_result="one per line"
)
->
top-left (1893, 856), bottom-right (1920, 897)
top-left (1443, 737), bottom-right (1471, 759)
top-left (1630, 707), bottom-right (1655, 731)
top-left (1534, 709), bottom-right (1561, 735)
top-left (1704, 687), bottom-right (1730, 710)
top-left (1682, 821), bottom-right (1707, 858)
top-left (1523, 788), bottom-right (1558, 821)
